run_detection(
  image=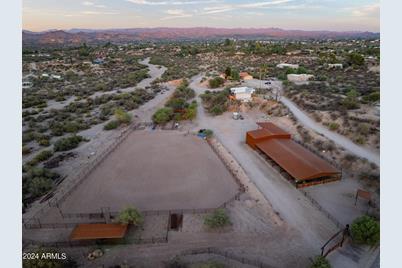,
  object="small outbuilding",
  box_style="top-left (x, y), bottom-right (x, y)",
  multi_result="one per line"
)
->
top-left (70, 223), bottom-right (128, 241)
top-left (277, 63), bottom-right (299, 69)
